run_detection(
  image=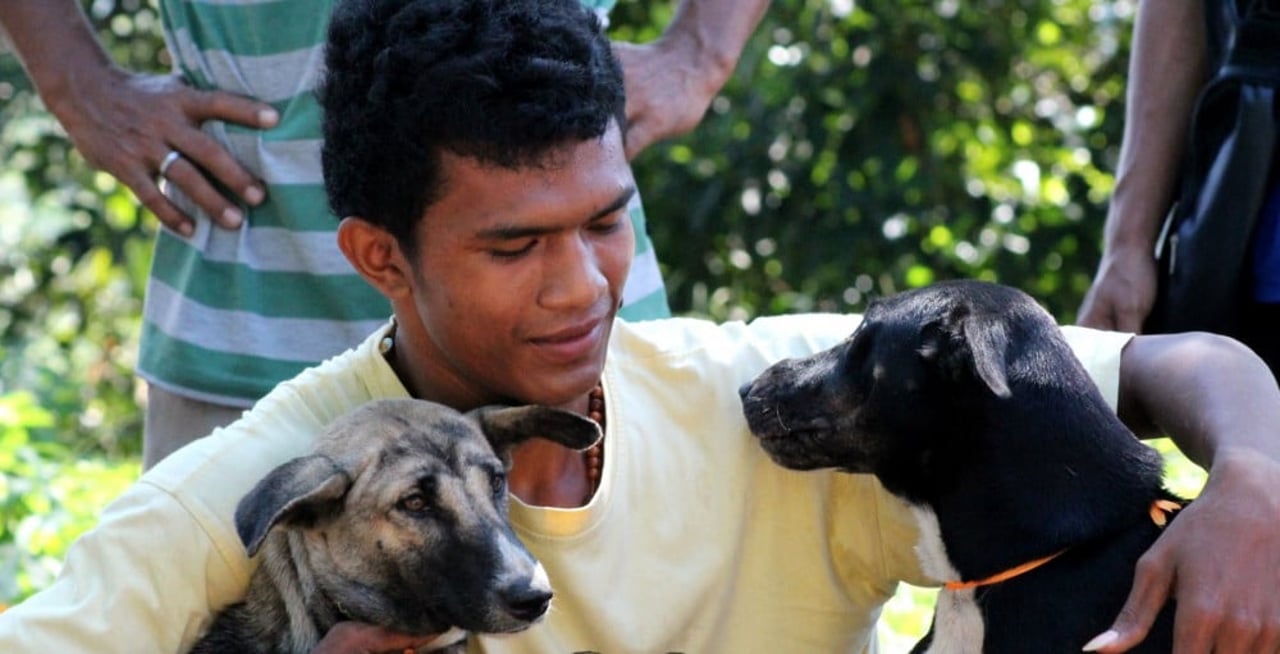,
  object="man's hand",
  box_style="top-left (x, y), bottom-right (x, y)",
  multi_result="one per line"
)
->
top-left (1077, 244), bottom-right (1159, 332)
top-left (49, 66), bottom-right (277, 237)
top-left (613, 40), bottom-right (722, 161)
top-left (311, 621), bottom-right (445, 654)
top-left (1085, 450), bottom-right (1280, 653)
top-left (611, 0), bottom-right (769, 161)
